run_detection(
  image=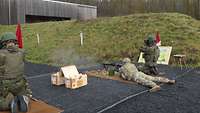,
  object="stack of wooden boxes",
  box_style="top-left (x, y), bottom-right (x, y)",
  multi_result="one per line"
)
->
top-left (51, 65), bottom-right (88, 89)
